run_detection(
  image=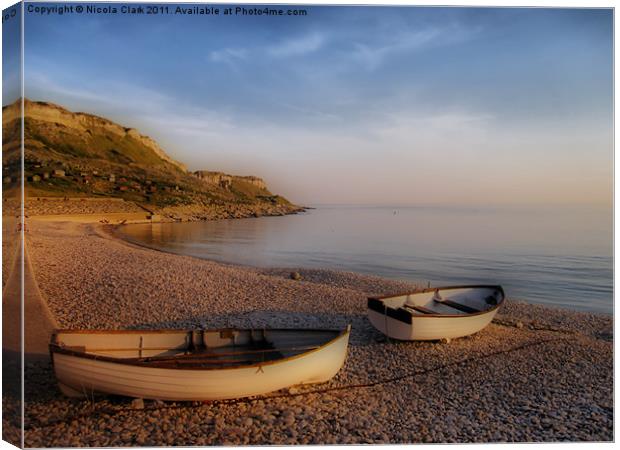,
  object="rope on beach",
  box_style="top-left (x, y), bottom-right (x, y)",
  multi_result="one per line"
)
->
top-left (491, 318), bottom-right (580, 335)
top-left (211, 335), bottom-right (574, 403)
top-left (24, 335), bottom-right (572, 431)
